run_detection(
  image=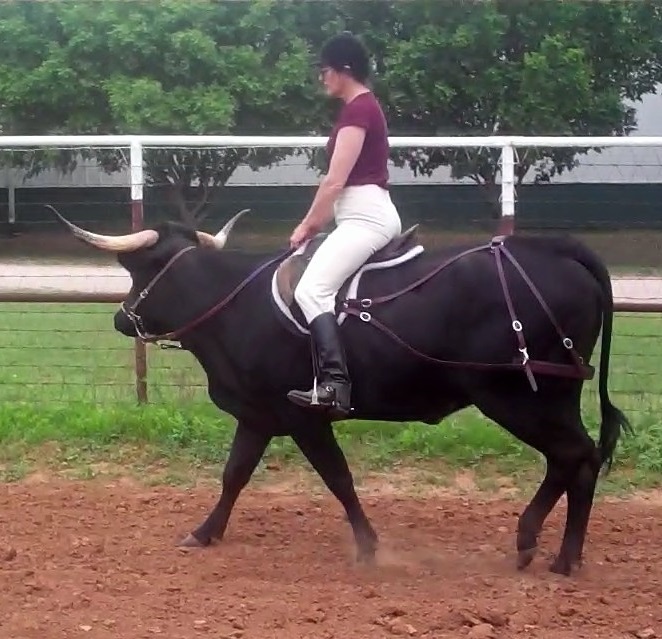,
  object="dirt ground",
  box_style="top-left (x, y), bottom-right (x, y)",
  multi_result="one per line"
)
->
top-left (1, 474), bottom-right (661, 639)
